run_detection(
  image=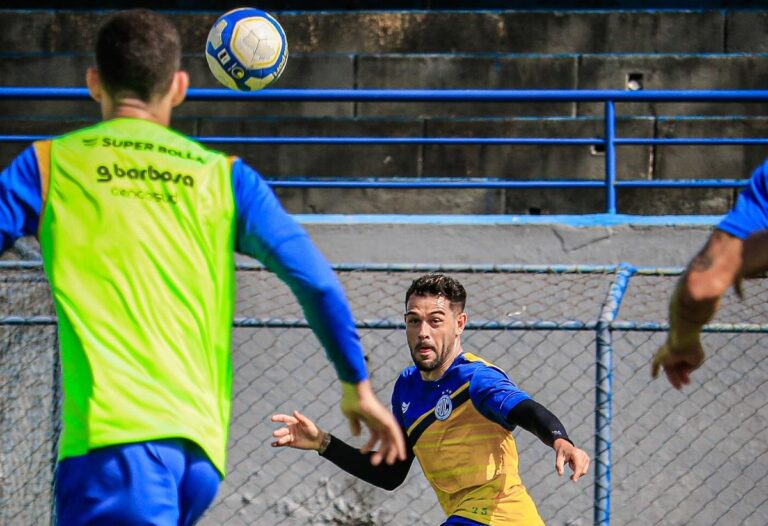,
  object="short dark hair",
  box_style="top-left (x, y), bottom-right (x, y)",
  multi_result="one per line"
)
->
top-left (95, 9), bottom-right (181, 102)
top-left (405, 273), bottom-right (467, 312)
